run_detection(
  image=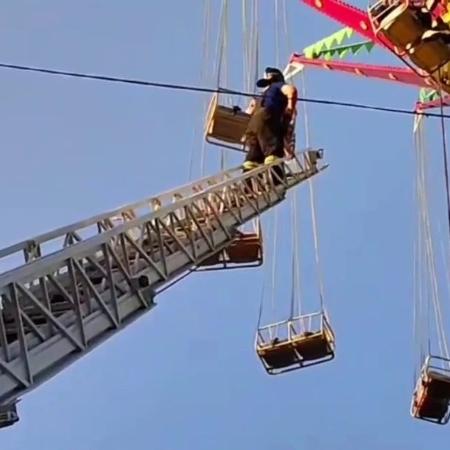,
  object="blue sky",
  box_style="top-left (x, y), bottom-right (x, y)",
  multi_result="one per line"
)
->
top-left (0, 1), bottom-right (449, 448)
